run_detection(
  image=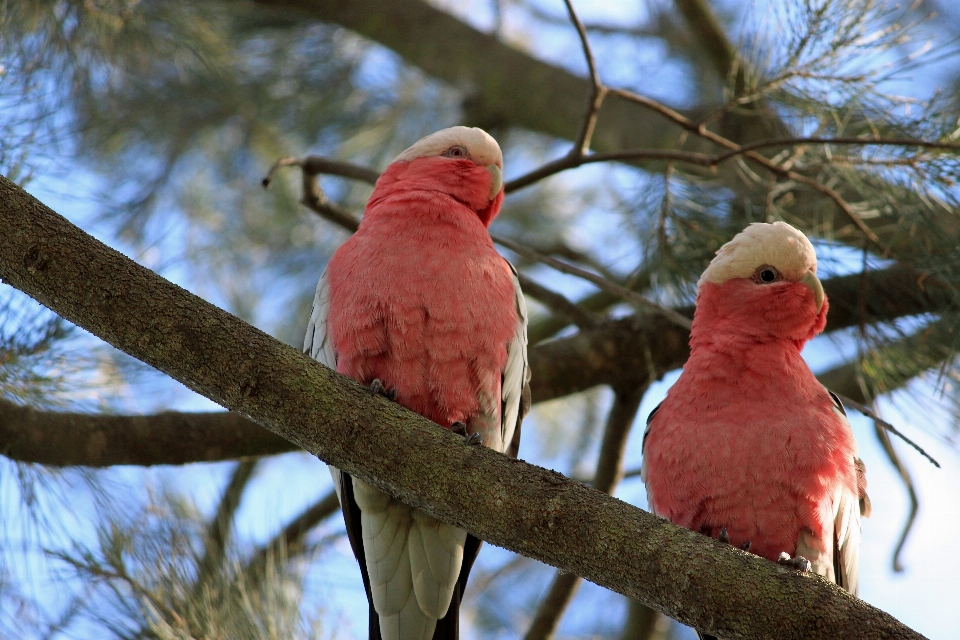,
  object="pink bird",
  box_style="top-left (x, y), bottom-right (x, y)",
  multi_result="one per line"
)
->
top-left (641, 222), bottom-right (870, 638)
top-left (304, 127), bottom-right (530, 640)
